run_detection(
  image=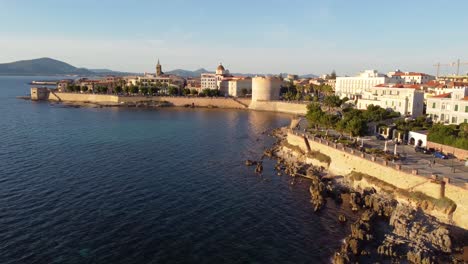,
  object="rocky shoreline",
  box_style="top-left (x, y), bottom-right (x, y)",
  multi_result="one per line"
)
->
top-left (248, 127), bottom-right (467, 263)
